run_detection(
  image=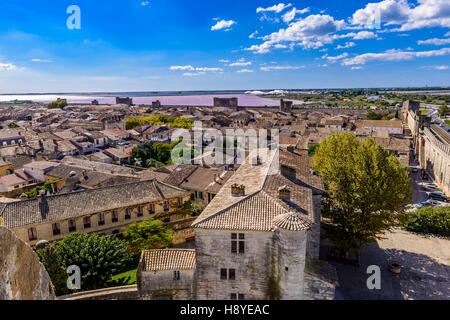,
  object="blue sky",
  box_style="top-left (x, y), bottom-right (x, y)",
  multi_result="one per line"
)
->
top-left (0, 0), bottom-right (449, 92)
